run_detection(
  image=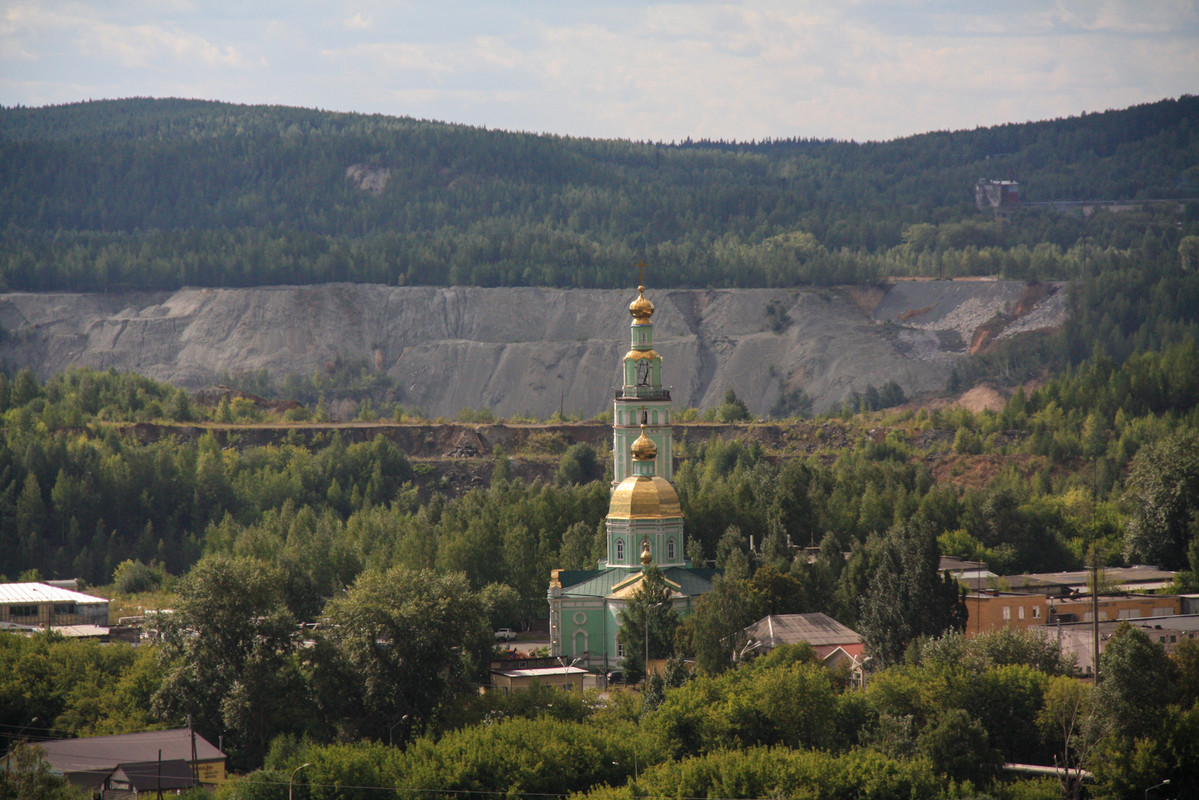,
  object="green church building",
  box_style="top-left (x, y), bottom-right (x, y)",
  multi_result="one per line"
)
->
top-left (548, 284), bottom-right (717, 672)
